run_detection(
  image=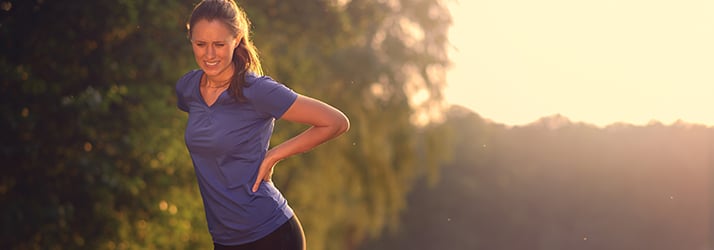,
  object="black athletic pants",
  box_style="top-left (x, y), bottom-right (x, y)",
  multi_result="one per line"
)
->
top-left (214, 216), bottom-right (306, 250)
